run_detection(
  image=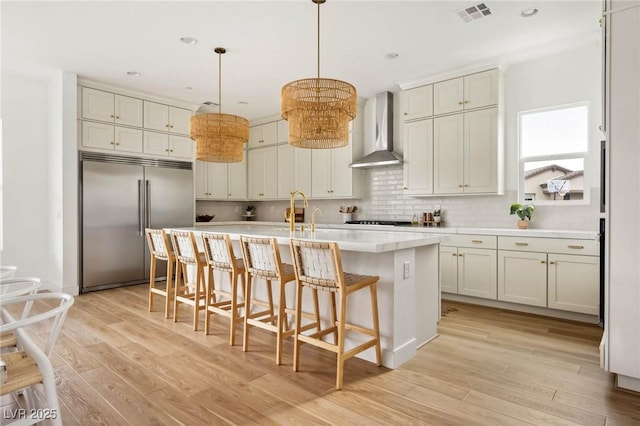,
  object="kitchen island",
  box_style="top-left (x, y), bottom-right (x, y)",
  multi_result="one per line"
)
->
top-left (173, 223), bottom-right (444, 369)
